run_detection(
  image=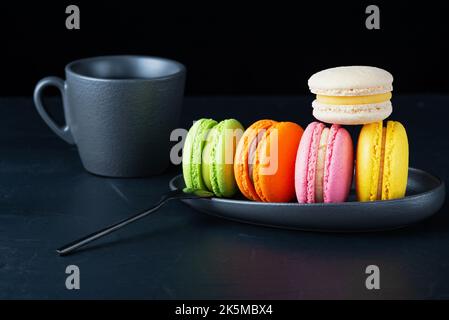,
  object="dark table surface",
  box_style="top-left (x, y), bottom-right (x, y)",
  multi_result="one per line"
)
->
top-left (1, 95), bottom-right (448, 299)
